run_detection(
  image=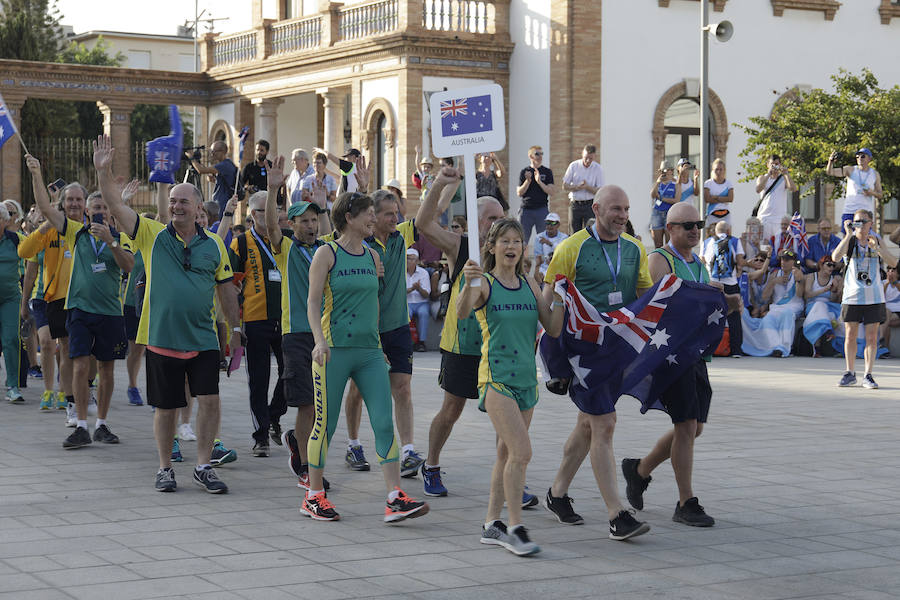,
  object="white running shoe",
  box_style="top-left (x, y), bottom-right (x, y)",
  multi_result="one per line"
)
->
top-left (178, 423), bottom-right (197, 441)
